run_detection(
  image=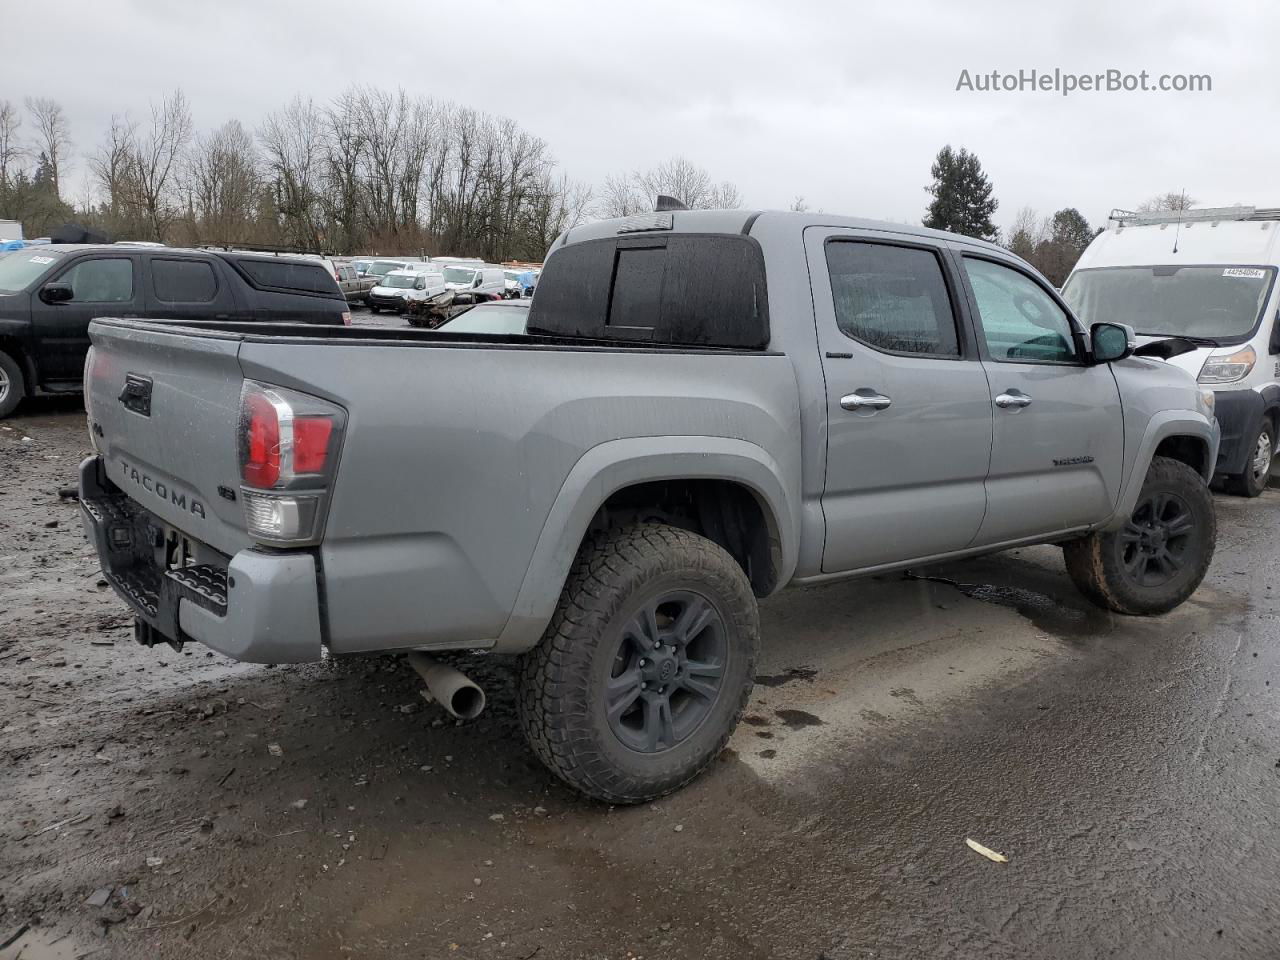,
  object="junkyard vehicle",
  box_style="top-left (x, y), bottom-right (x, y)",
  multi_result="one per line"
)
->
top-left (335, 263), bottom-right (377, 304)
top-left (367, 268), bottom-right (445, 313)
top-left (435, 299), bottom-right (529, 335)
top-left (442, 264), bottom-right (506, 298)
top-left (1064, 205), bottom-right (1280, 496)
top-left (0, 245), bottom-right (348, 419)
top-left (79, 209), bottom-right (1219, 803)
